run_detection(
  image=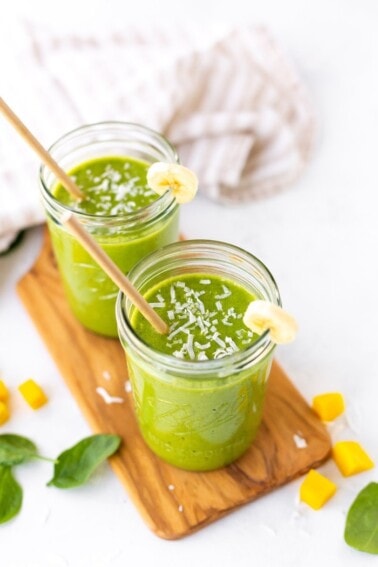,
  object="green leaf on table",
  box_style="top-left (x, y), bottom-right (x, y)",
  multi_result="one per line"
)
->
top-left (0, 434), bottom-right (38, 466)
top-left (345, 482), bottom-right (378, 554)
top-left (0, 230), bottom-right (25, 257)
top-left (47, 434), bottom-right (121, 489)
top-left (0, 465), bottom-right (22, 524)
